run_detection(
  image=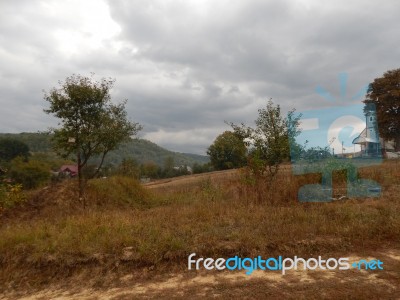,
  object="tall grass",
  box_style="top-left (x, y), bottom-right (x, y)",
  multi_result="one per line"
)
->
top-left (86, 176), bottom-right (150, 208)
top-left (1, 194), bottom-right (398, 266)
top-left (0, 161), bottom-right (399, 286)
